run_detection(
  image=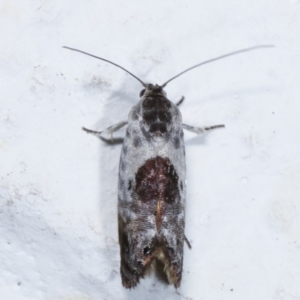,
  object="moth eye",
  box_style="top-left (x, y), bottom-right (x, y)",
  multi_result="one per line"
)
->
top-left (139, 89), bottom-right (146, 97)
top-left (143, 246), bottom-right (150, 255)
